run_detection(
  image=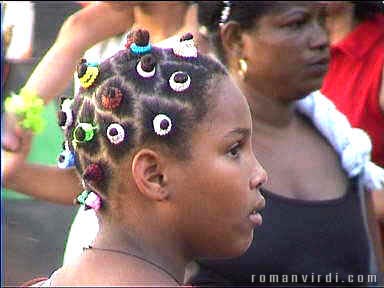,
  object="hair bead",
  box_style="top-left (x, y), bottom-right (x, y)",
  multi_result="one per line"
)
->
top-left (75, 190), bottom-right (102, 211)
top-left (76, 190), bottom-right (90, 206)
top-left (130, 29), bottom-right (151, 55)
top-left (101, 86), bottom-right (123, 110)
top-left (106, 123), bottom-right (125, 144)
top-left (85, 191), bottom-right (102, 211)
top-left (173, 32), bottom-right (197, 58)
top-left (58, 109), bottom-right (73, 129)
top-left (58, 111), bottom-right (67, 126)
top-left (57, 149), bottom-right (76, 168)
top-left (136, 54), bottom-right (156, 78)
top-left (77, 59), bottom-right (100, 88)
top-left (153, 114), bottom-right (172, 136)
top-left (57, 98), bottom-right (74, 129)
top-left (169, 71), bottom-right (191, 92)
top-left (73, 123), bottom-right (97, 144)
top-left (83, 163), bottom-right (104, 183)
